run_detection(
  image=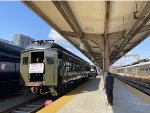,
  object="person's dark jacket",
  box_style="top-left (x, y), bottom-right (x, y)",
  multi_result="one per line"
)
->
top-left (104, 75), bottom-right (114, 90)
